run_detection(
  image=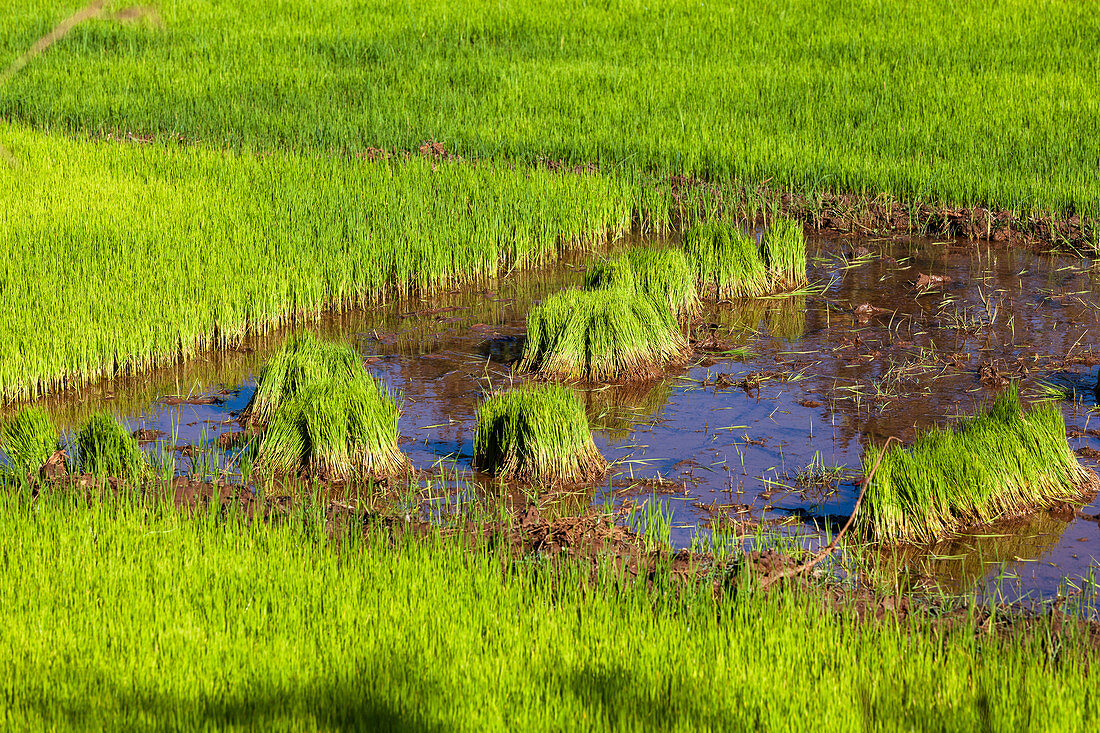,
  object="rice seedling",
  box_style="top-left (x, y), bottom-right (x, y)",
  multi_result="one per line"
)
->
top-left (0, 405), bottom-right (59, 474)
top-left (248, 337), bottom-right (407, 481)
top-left (77, 411), bottom-right (146, 483)
top-left (761, 217), bottom-right (808, 289)
top-left (855, 385), bottom-right (1096, 544)
top-left (242, 333), bottom-right (365, 429)
top-left (3, 1), bottom-right (1097, 229)
top-left (794, 451), bottom-right (845, 489)
top-left (0, 491), bottom-right (1095, 730)
top-left (473, 383), bottom-right (605, 483)
top-left (517, 288), bottom-right (688, 383)
top-left (0, 124), bottom-right (667, 402)
top-left (585, 247), bottom-right (700, 322)
top-left (683, 222), bottom-right (769, 299)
